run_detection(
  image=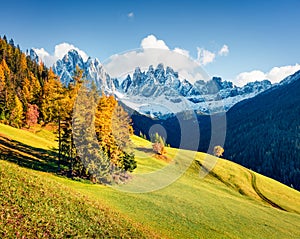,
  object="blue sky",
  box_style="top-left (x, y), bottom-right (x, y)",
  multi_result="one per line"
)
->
top-left (1, 0), bottom-right (300, 85)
